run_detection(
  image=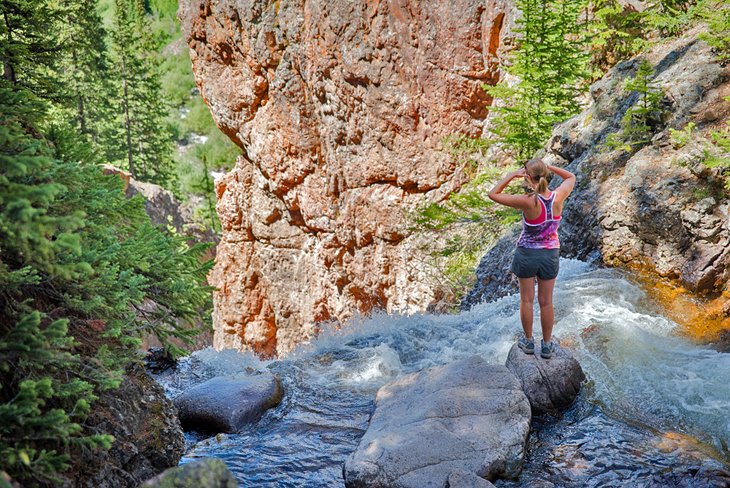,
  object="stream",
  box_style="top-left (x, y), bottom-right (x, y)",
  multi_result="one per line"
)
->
top-left (153, 259), bottom-right (730, 487)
